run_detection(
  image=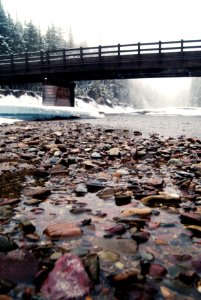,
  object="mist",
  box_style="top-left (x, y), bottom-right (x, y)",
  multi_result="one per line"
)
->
top-left (128, 78), bottom-right (191, 108)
